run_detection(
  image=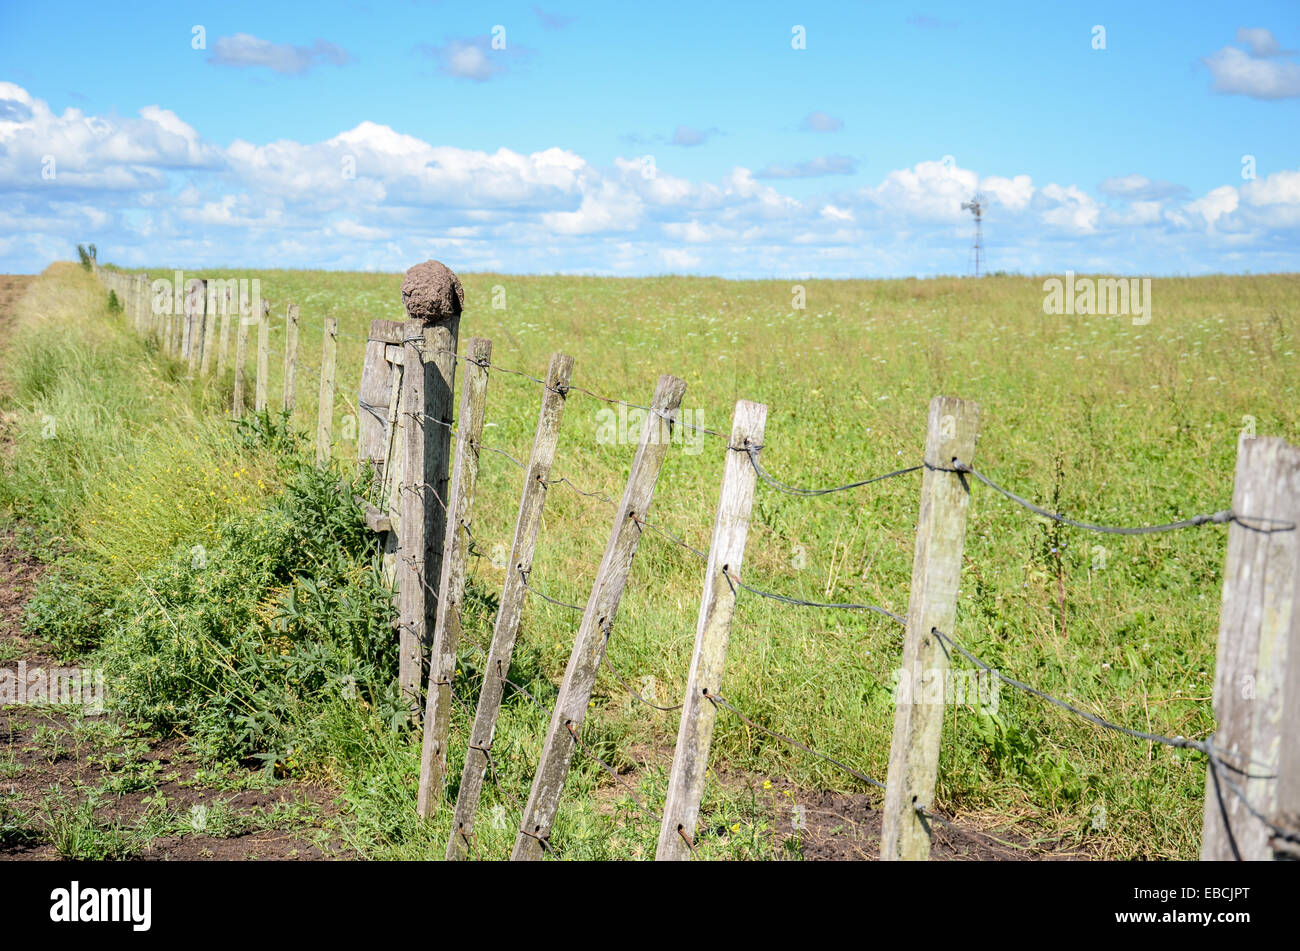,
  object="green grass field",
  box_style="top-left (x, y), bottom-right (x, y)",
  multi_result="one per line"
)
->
top-left (4, 261), bottom-right (1297, 859)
